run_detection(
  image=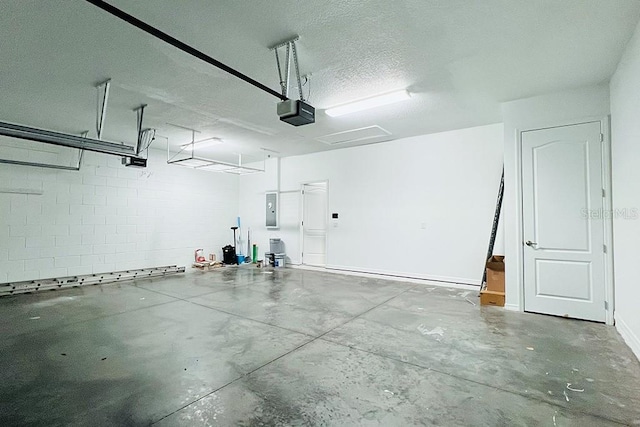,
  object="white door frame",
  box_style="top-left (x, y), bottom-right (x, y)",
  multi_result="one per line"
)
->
top-left (299, 180), bottom-right (329, 267)
top-left (515, 117), bottom-right (614, 325)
